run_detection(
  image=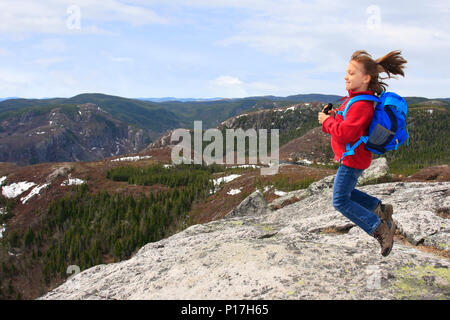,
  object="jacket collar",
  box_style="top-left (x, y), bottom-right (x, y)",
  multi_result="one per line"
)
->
top-left (340, 89), bottom-right (374, 101)
top-left (348, 89), bottom-right (374, 97)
